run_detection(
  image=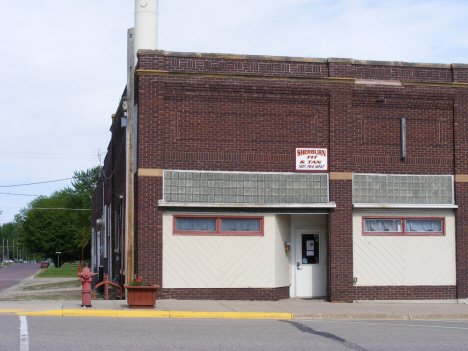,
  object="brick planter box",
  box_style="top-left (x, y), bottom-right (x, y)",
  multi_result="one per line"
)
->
top-left (124, 284), bottom-right (161, 309)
